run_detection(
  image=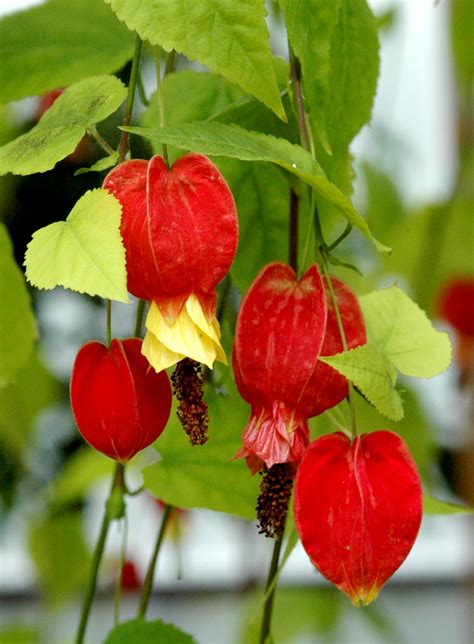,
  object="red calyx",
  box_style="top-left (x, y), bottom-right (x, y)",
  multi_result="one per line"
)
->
top-left (103, 154), bottom-right (238, 321)
top-left (70, 338), bottom-right (172, 462)
top-left (120, 559), bottom-right (141, 592)
top-left (294, 430), bottom-right (422, 605)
